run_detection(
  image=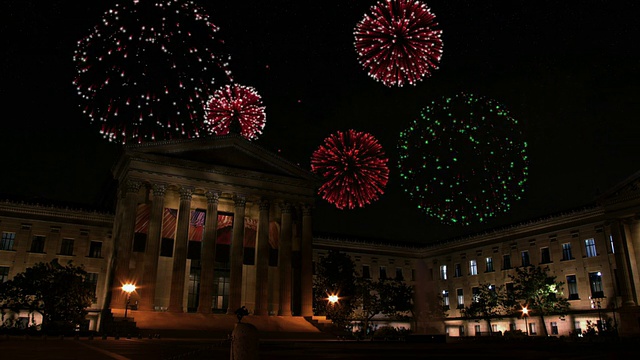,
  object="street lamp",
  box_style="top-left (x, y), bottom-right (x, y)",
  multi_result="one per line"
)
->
top-left (521, 306), bottom-right (529, 335)
top-left (328, 294), bottom-right (339, 305)
top-left (122, 283), bottom-right (136, 320)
